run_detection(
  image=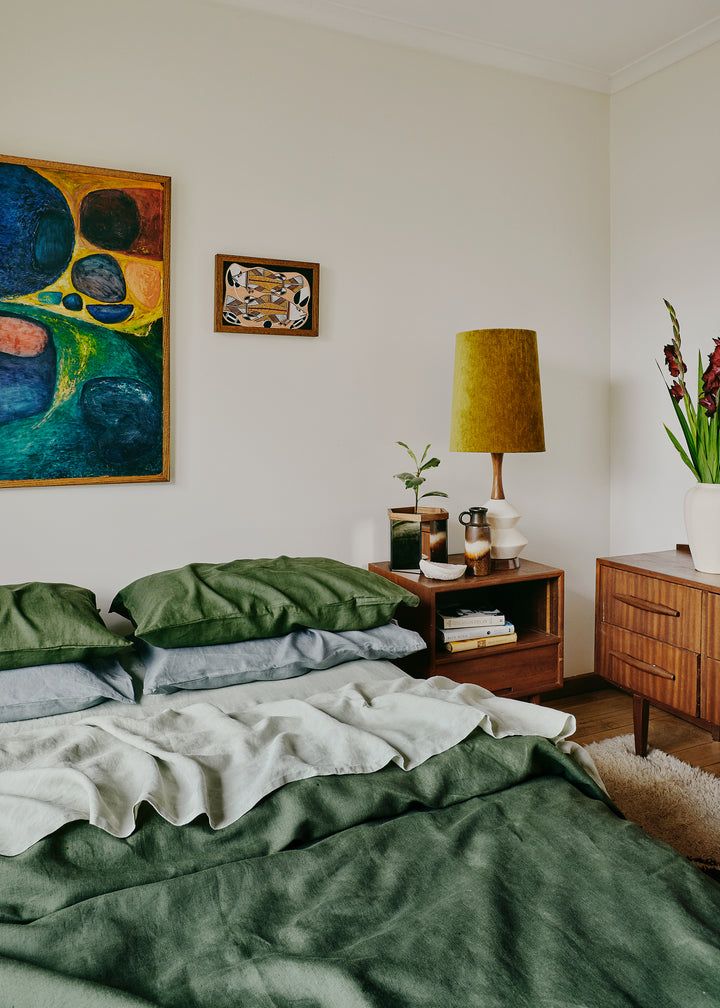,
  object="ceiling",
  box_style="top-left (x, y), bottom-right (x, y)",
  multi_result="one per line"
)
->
top-left (218, 0), bottom-right (720, 92)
